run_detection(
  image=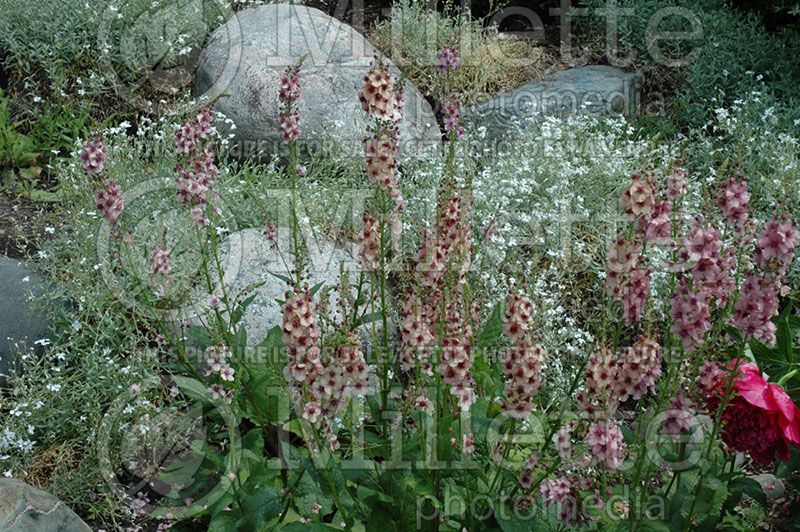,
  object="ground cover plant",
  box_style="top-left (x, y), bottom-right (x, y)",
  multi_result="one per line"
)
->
top-left (1, 1), bottom-right (800, 531)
